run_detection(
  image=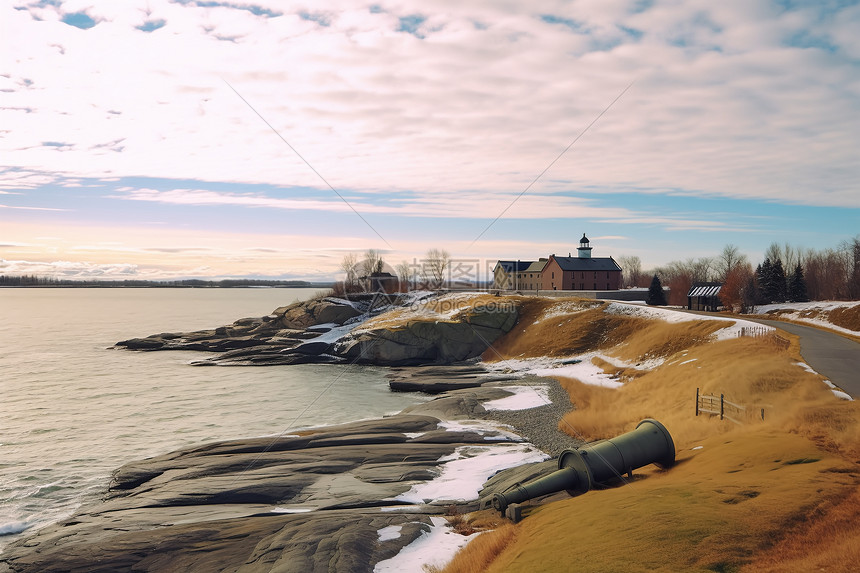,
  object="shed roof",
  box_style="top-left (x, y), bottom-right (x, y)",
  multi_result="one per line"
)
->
top-left (687, 283), bottom-right (722, 297)
top-left (550, 256), bottom-right (622, 272)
